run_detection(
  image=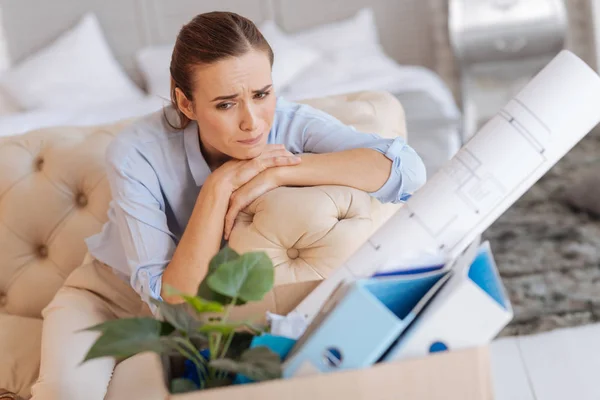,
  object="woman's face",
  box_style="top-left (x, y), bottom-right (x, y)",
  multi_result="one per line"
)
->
top-left (176, 49), bottom-right (276, 164)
